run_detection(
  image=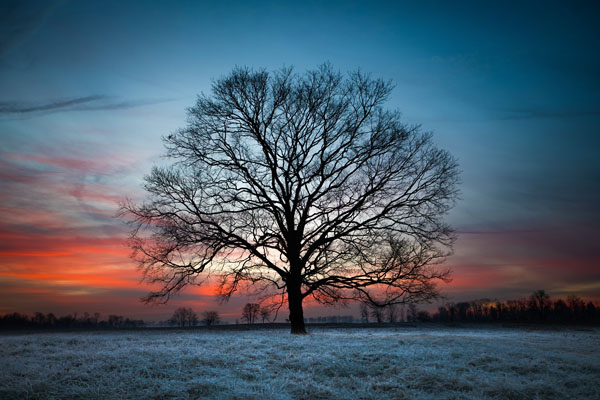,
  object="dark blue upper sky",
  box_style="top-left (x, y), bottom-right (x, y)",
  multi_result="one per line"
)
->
top-left (1, 0), bottom-right (598, 318)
